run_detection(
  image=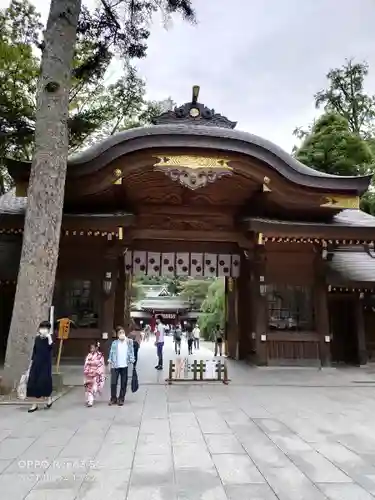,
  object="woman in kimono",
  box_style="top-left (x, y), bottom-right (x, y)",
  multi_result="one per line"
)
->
top-left (83, 341), bottom-right (105, 407)
top-left (27, 320), bottom-right (53, 413)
